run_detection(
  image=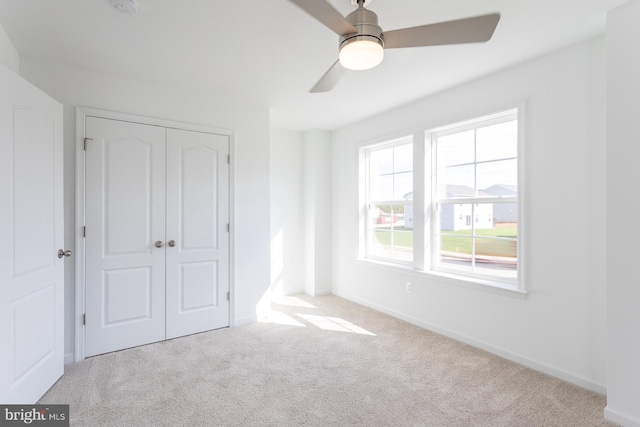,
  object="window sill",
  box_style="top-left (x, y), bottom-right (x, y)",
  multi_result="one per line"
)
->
top-left (355, 258), bottom-right (528, 300)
